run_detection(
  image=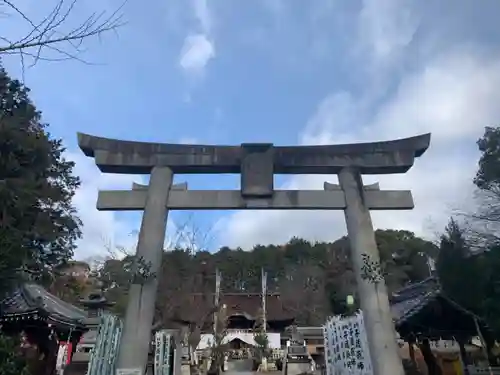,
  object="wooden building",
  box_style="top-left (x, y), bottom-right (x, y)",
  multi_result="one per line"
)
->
top-left (391, 276), bottom-right (494, 375)
top-left (391, 276), bottom-right (491, 341)
top-left (0, 282), bottom-right (88, 375)
top-left (173, 292), bottom-right (295, 350)
top-left (173, 292), bottom-right (294, 332)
